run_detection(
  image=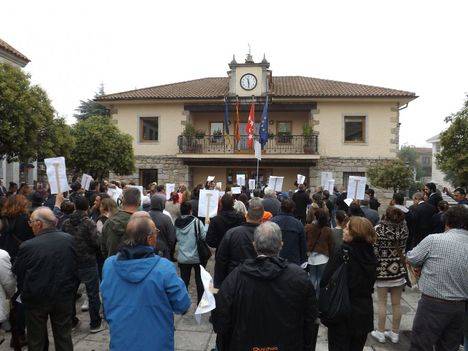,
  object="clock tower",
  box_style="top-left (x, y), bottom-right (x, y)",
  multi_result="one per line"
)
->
top-left (227, 53), bottom-right (271, 97)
